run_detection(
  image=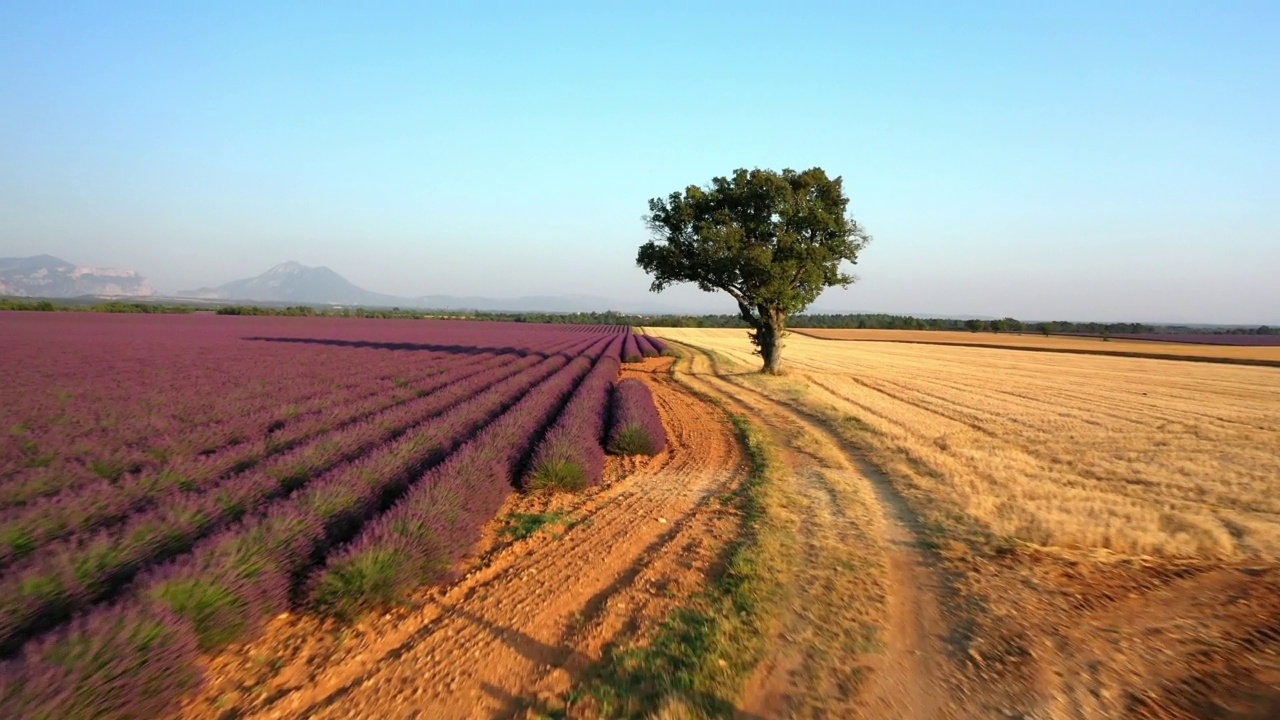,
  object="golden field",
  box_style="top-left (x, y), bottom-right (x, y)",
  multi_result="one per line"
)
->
top-left (792, 328), bottom-right (1280, 364)
top-left (654, 328), bottom-right (1280, 558)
